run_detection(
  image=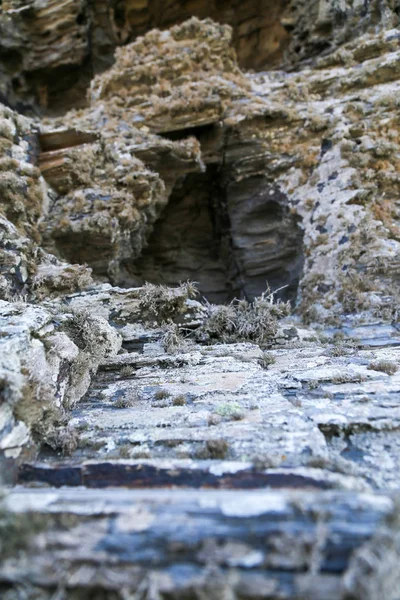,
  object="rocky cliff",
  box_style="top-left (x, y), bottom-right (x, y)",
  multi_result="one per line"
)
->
top-left (1, 2), bottom-right (400, 598)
